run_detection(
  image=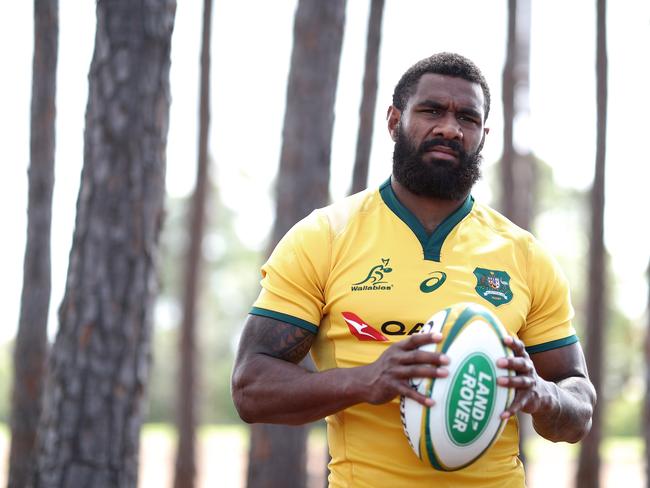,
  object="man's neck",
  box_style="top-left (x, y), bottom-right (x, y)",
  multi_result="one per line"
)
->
top-left (390, 176), bottom-right (469, 235)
